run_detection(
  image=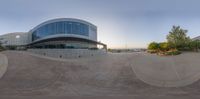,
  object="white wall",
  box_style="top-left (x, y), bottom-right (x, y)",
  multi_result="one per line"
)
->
top-left (0, 32), bottom-right (29, 46)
